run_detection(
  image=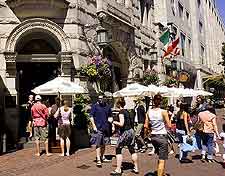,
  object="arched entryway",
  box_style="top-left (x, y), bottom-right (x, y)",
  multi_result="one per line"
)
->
top-left (4, 18), bottom-right (72, 141)
top-left (102, 45), bottom-right (129, 93)
top-left (15, 31), bottom-right (62, 105)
